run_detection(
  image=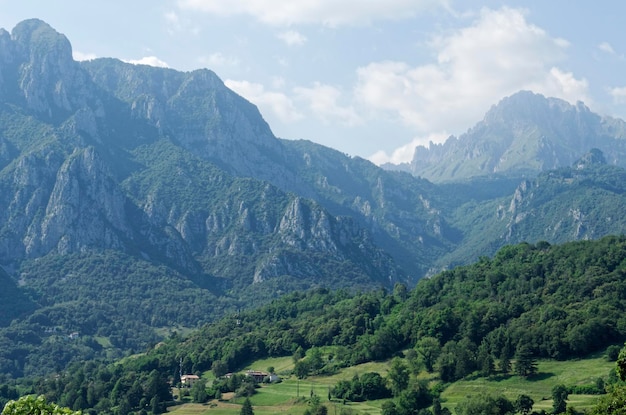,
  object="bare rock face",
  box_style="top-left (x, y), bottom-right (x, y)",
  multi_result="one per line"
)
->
top-left (9, 19), bottom-right (95, 119)
top-left (34, 147), bottom-right (130, 254)
top-left (0, 18), bottom-right (418, 292)
top-left (403, 91), bottom-right (626, 182)
top-left (0, 29), bottom-right (14, 91)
